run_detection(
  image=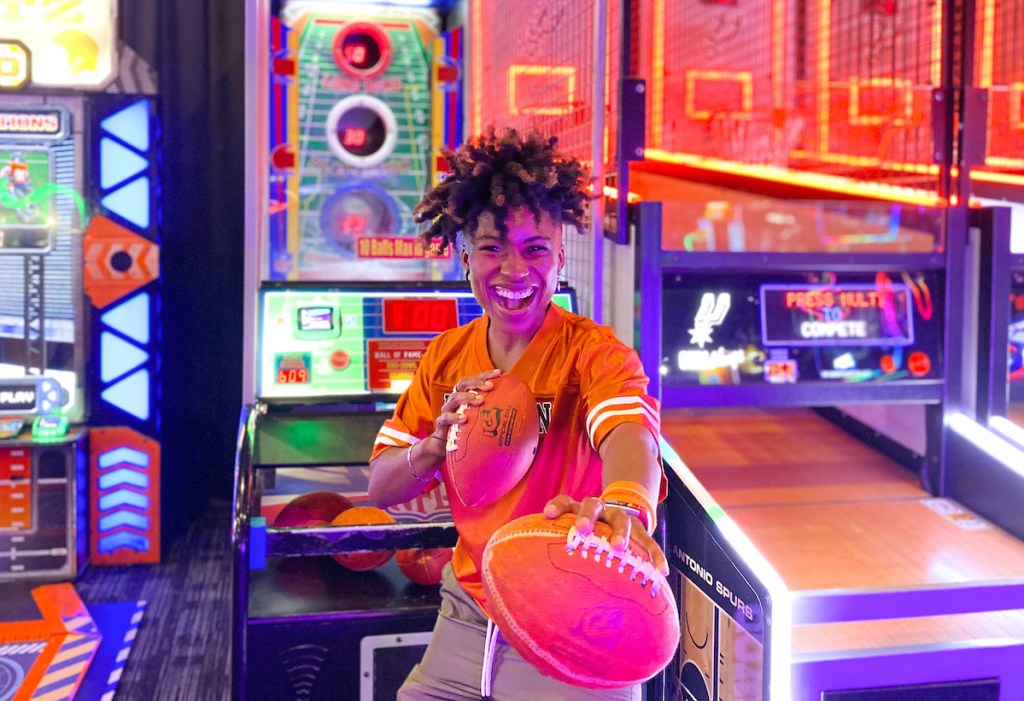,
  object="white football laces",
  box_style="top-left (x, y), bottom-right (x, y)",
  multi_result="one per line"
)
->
top-left (565, 526), bottom-right (662, 597)
top-left (445, 403), bottom-right (469, 452)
